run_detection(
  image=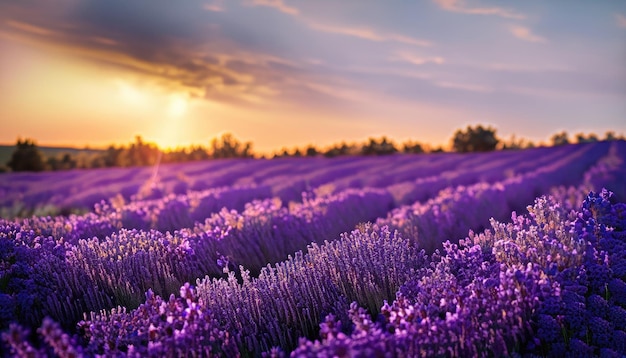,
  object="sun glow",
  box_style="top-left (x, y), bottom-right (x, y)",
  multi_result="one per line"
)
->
top-left (116, 80), bottom-right (149, 106)
top-left (167, 94), bottom-right (188, 118)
